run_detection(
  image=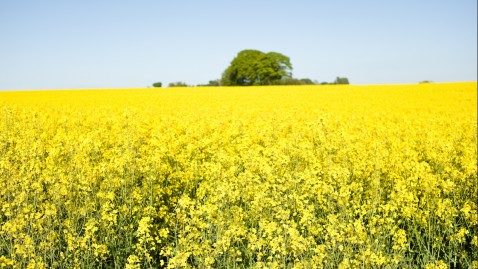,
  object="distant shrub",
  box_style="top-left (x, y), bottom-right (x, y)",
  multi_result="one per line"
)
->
top-left (319, 77), bottom-right (350, 85)
top-left (334, 77), bottom-right (349, 85)
top-left (168, 82), bottom-right (189, 87)
top-left (198, 80), bottom-right (221, 87)
top-left (273, 77), bottom-right (317, 85)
